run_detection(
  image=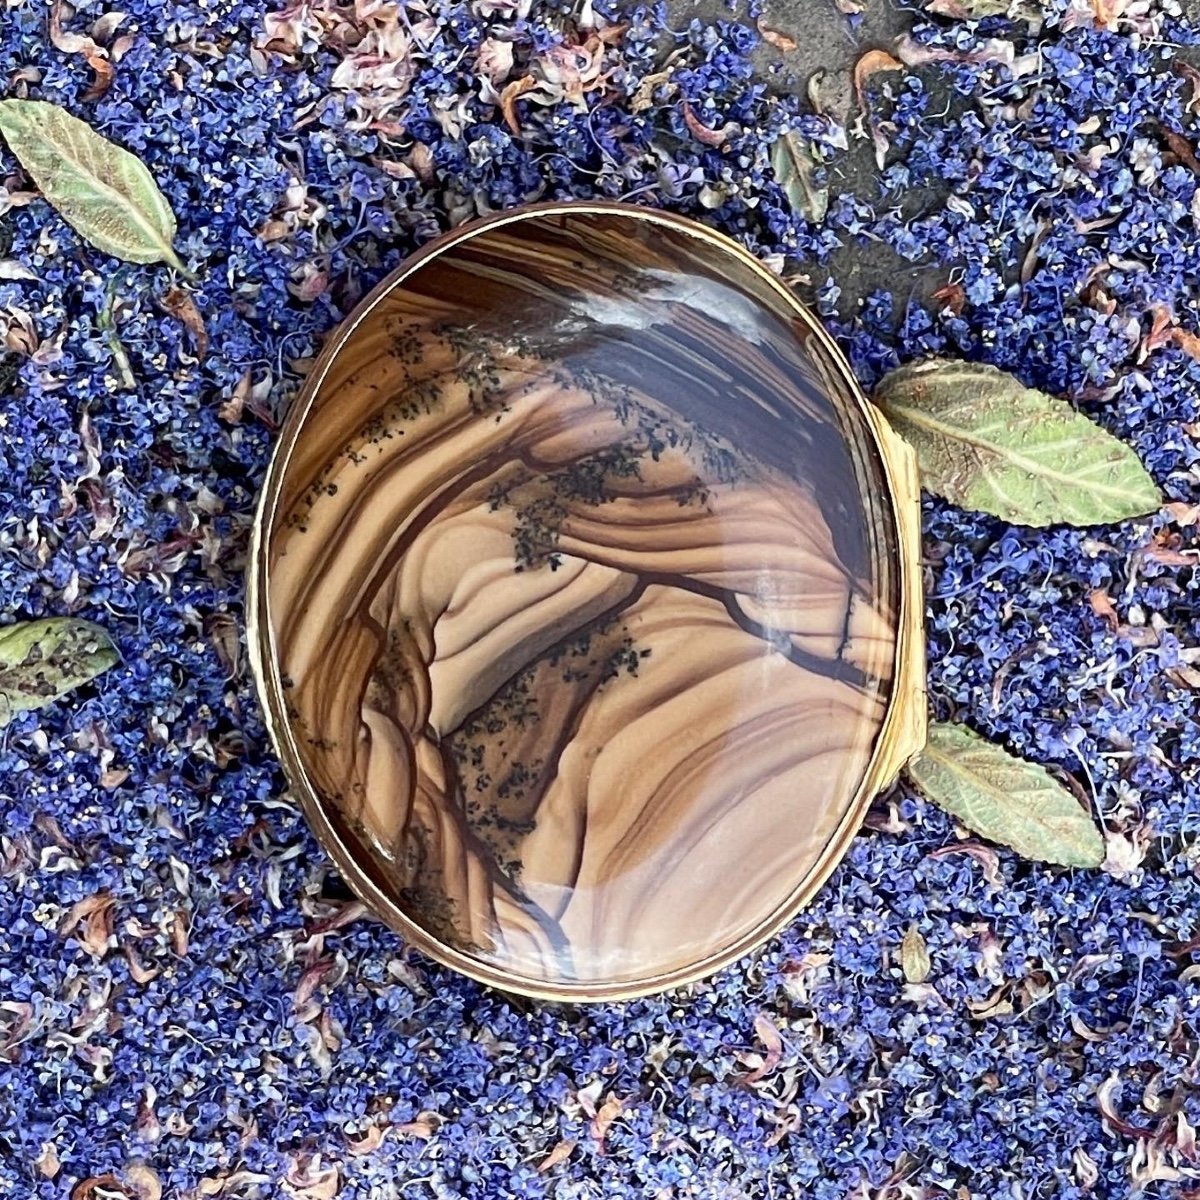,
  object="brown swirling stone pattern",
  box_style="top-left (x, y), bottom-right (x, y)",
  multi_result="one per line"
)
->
top-left (265, 211), bottom-right (903, 991)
